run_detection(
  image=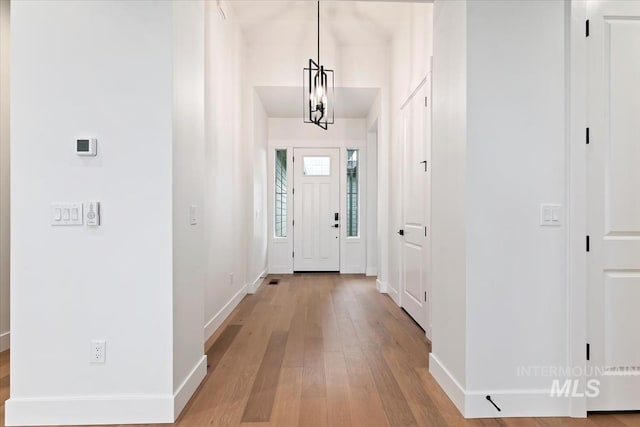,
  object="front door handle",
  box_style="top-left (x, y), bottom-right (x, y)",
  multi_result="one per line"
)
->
top-left (332, 224), bottom-right (339, 228)
top-left (398, 229), bottom-right (404, 236)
